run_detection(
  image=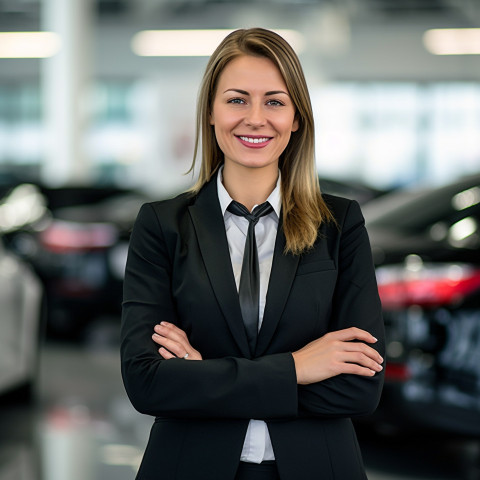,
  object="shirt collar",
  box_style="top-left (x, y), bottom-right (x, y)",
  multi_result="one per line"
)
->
top-left (217, 165), bottom-right (282, 218)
